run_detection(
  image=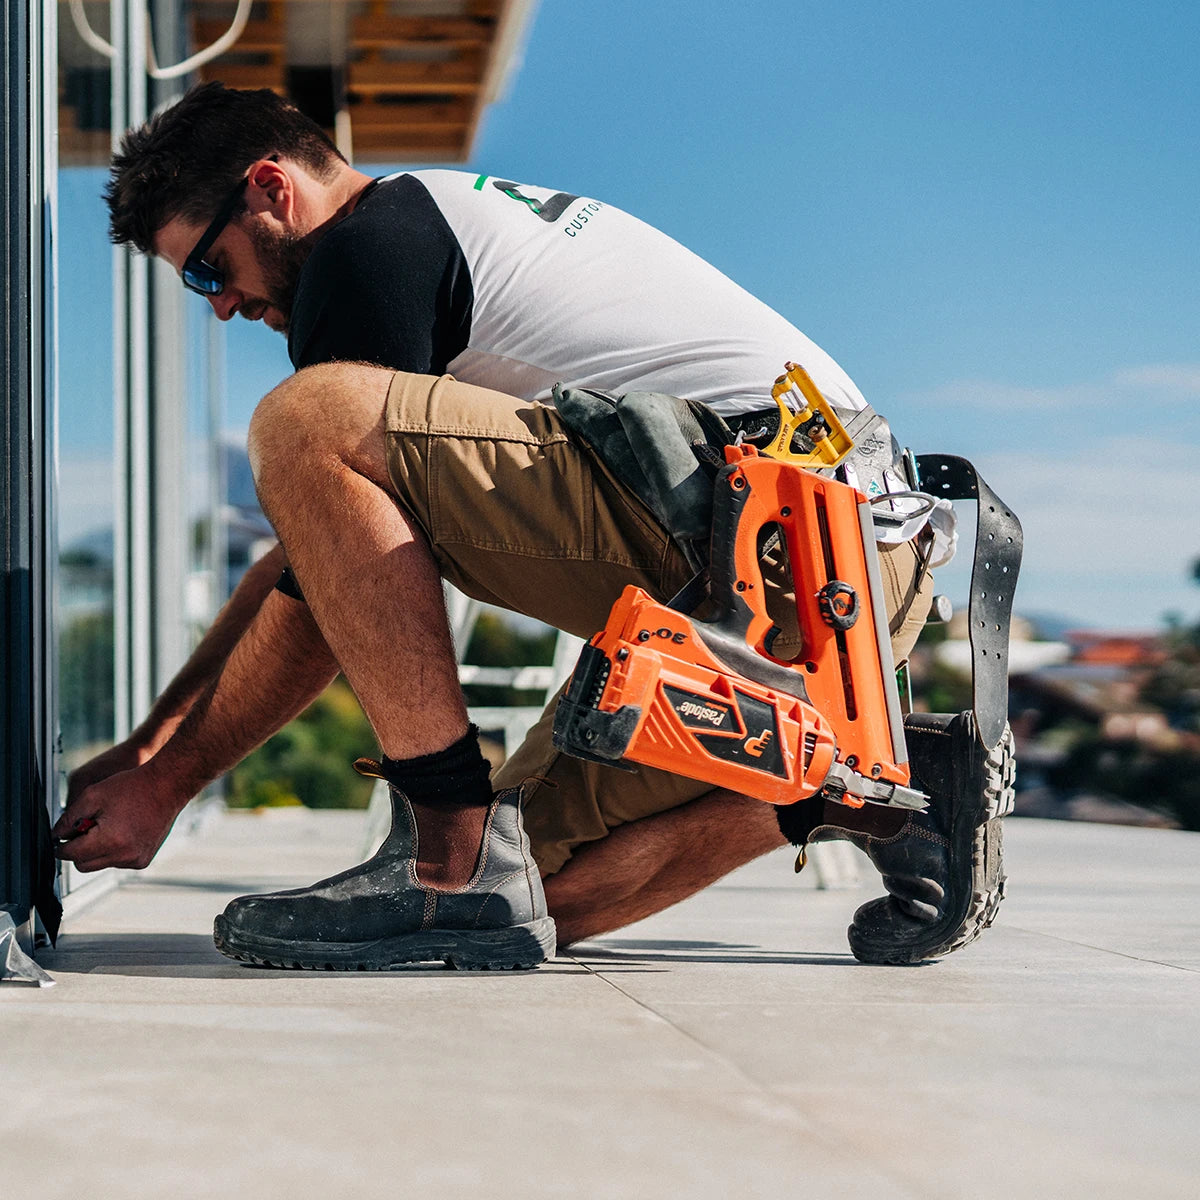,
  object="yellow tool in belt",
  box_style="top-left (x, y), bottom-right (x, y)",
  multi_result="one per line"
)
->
top-left (765, 361), bottom-right (855, 468)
